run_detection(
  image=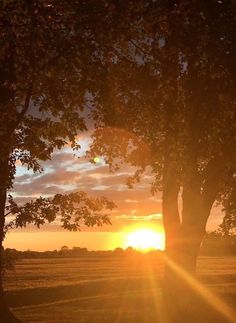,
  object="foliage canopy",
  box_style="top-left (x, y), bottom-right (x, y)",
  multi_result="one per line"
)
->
top-left (0, 0), bottom-right (118, 232)
top-left (88, 0), bottom-right (236, 231)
